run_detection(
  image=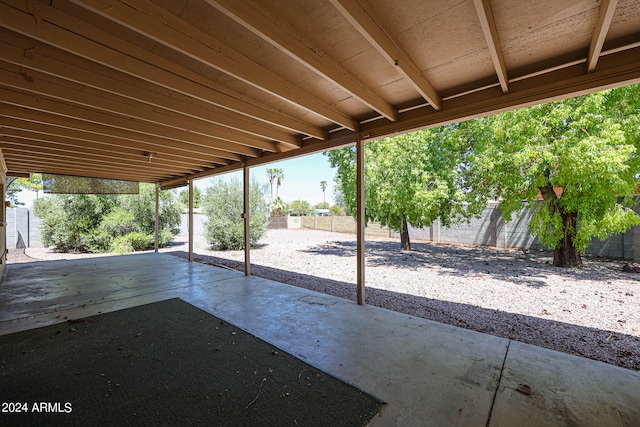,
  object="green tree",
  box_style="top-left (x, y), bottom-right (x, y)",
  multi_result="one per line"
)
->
top-left (332, 184), bottom-right (347, 212)
top-left (179, 186), bottom-right (201, 209)
top-left (467, 86), bottom-right (640, 267)
top-left (201, 178), bottom-right (269, 250)
top-left (329, 205), bottom-right (344, 216)
top-left (289, 199), bottom-right (311, 216)
top-left (326, 128), bottom-right (478, 250)
top-left (314, 201), bottom-right (330, 210)
top-left (5, 173), bottom-right (43, 206)
top-left (266, 168), bottom-right (285, 198)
